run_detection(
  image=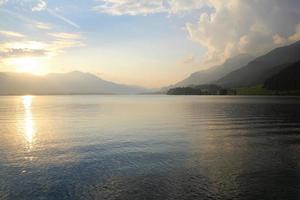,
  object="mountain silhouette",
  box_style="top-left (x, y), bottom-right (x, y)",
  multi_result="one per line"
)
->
top-left (0, 71), bottom-right (147, 95)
